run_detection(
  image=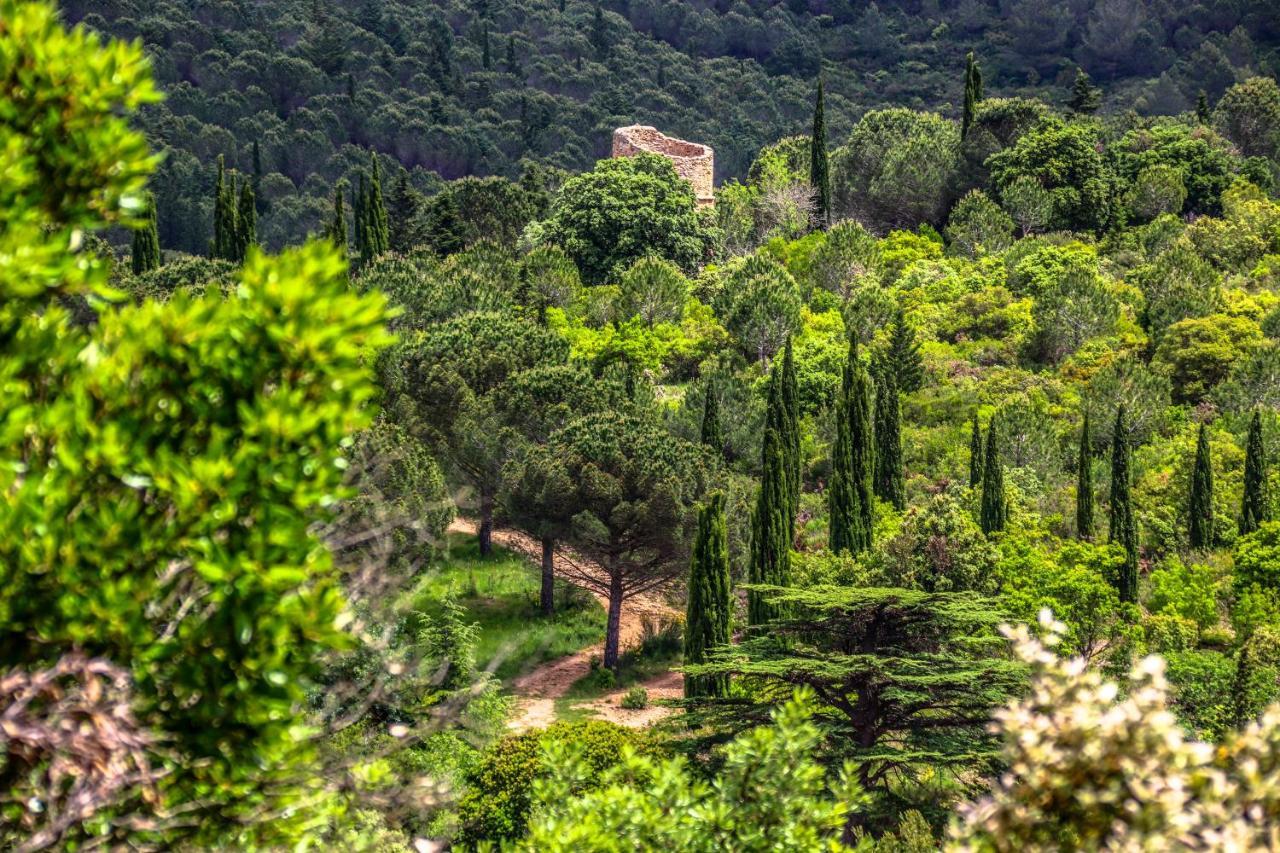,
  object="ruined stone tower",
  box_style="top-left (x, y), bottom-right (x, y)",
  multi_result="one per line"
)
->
top-left (611, 125), bottom-right (715, 206)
